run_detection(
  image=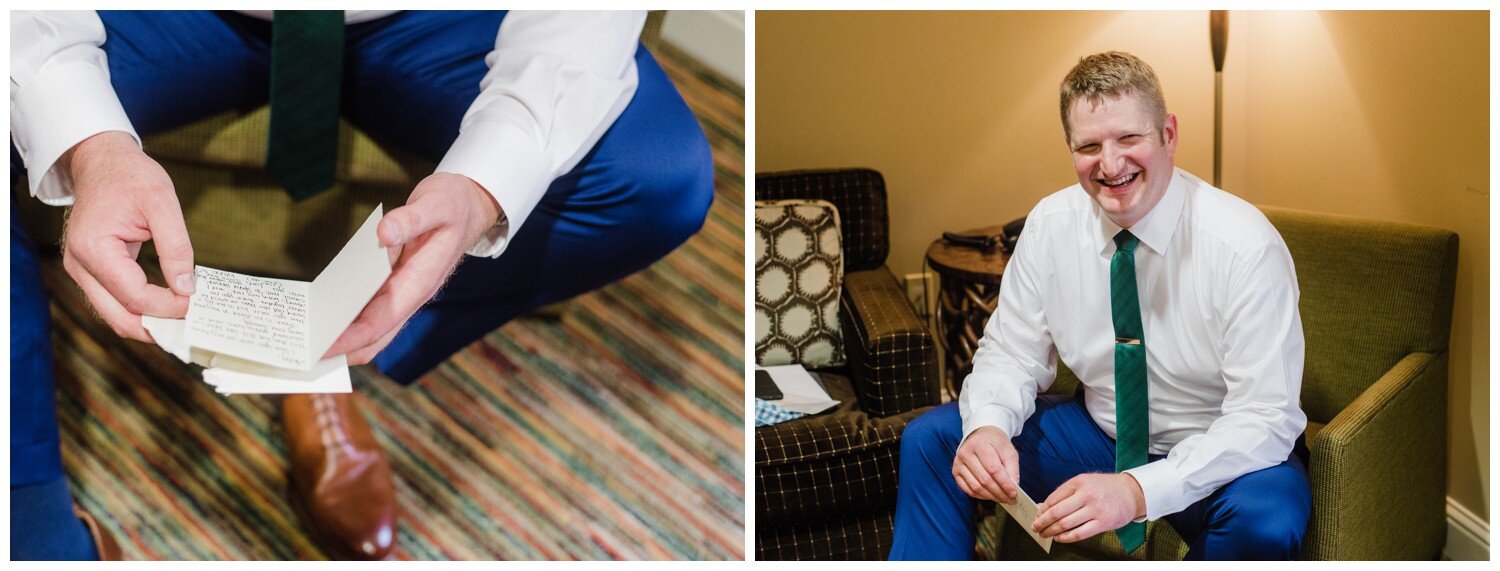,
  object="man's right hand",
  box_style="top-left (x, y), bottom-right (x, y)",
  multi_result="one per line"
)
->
top-left (952, 425), bottom-right (1022, 504)
top-left (61, 130), bottom-right (194, 343)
